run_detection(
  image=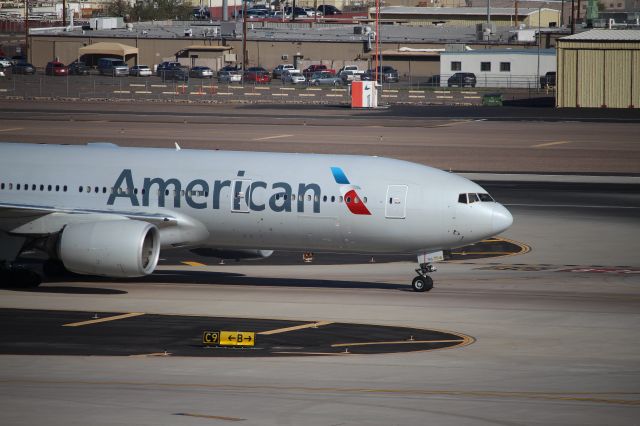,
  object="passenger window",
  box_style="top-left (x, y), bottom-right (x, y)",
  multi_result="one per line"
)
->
top-left (339, 196), bottom-right (343, 203)
top-left (32, 184), bottom-right (36, 190)
top-left (9, 183), bottom-right (13, 190)
top-left (79, 186), bottom-right (83, 193)
top-left (458, 193), bottom-right (467, 204)
top-left (17, 184), bottom-right (20, 190)
top-left (24, 184), bottom-right (28, 191)
top-left (363, 197), bottom-right (367, 203)
top-left (389, 197), bottom-right (392, 204)
top-left (468, 193), bottom-right (479, 203)
top-left (40, 184), bottom-right (44, 191)
top-left (94, 186), bottom-right (99, 193)
top-left (331, 196), bottom-right (335, 202)
top-left (354, 197), bottom-right (359, 204)
top-left (323, 195), bottom-right (327, 202)
top-left (141, 188), bottom-right (145, 195)
top-left (55, 185), bottom-right (60, 192)
top-left (86, 186), bottom-right (91, 193)
top-left (307, 195), bottom-right (311, 201)
top-left (346, 196), bottom-right (351, 203)
top-left (0, 183), bottom-right (4, 190)
top-left (64, 185), bottom-right (67, 192)
top-left (292, 194), bottom-right (296, 201)
top-left (47, 185), bottom-right (51, 191)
